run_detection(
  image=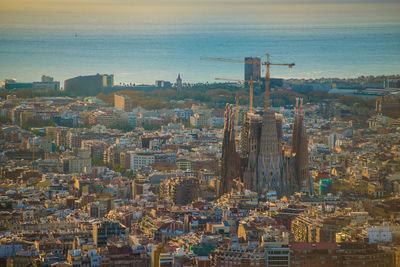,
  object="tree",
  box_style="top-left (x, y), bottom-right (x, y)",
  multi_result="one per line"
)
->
top-left (0, 116), bottom-right (11, 125)
top-left (22, 118), bottom-right (55, 130)
top-left (92, 158), bottom-right (106, 166)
